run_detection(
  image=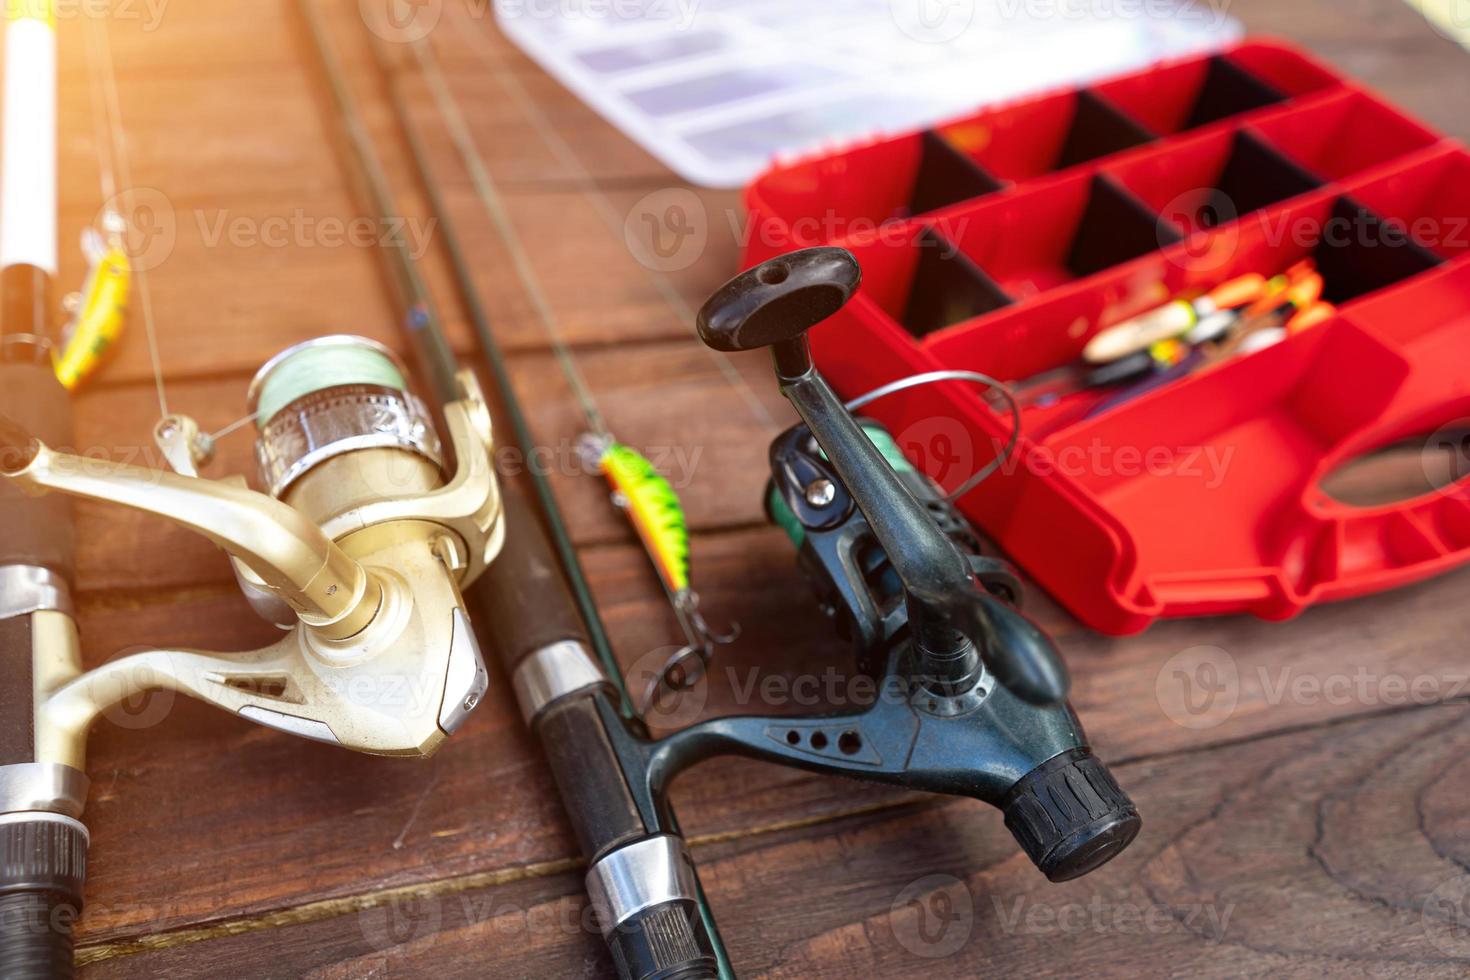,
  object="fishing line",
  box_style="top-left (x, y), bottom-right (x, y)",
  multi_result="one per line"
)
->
top-left (443, 9), bottom-right (781, 434)
top-left (206, 411), bottom-right (257, 443)
top-left (845, 369), bottom-right (1022, 502)
top-left (86, 13), bottom-right (168, 418)
top-left (409, 37), bottom-right (610, 439)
